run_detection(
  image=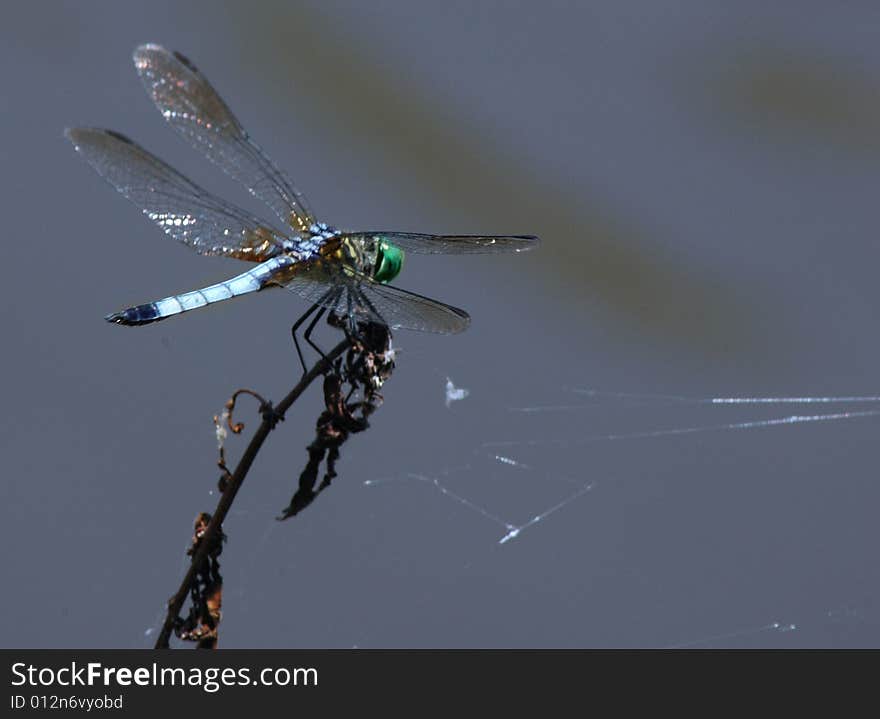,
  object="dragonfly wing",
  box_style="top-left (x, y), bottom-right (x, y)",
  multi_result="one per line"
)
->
top-left (66, 128), bottom-right (286, 261)
top-left (346, 232), bottom-right (540, 254)
top-left (351, 277), bottom-right (470, 333)
top-left (133, 44), bottom-right (315, 234)
top-left (277, 262), bottom-right (470, 333)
